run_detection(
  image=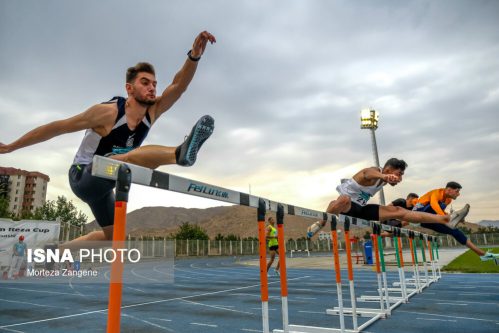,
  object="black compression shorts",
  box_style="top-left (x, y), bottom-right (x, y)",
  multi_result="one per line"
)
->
top-left (68, 164), bottom-right (116, 227)
top-left (345, 202), bottom-right (380, 221)
top-left (383, 219), bottom-right (402, 228)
